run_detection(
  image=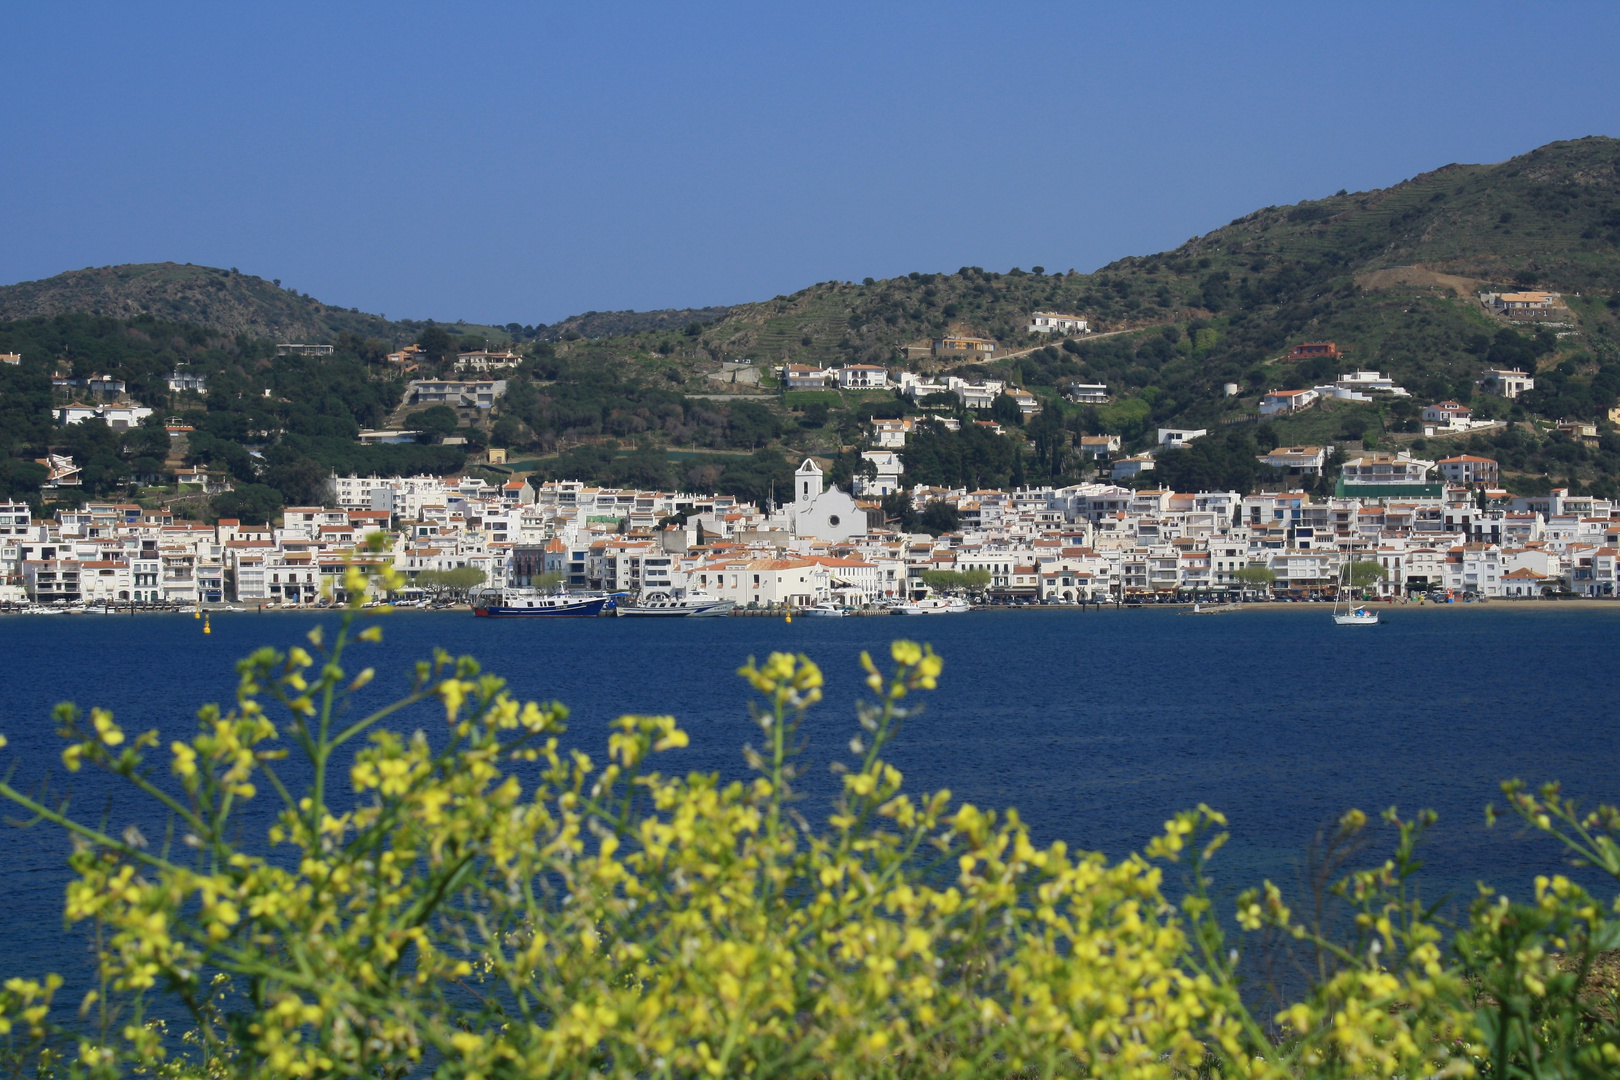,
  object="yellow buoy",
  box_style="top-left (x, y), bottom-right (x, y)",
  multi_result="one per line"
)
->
top-left (785, 610), bottom-right (792, 623)
top-left (194, 607), bottom-right (200, 619)
top-left (203, 614), bottom-right (211, 635)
